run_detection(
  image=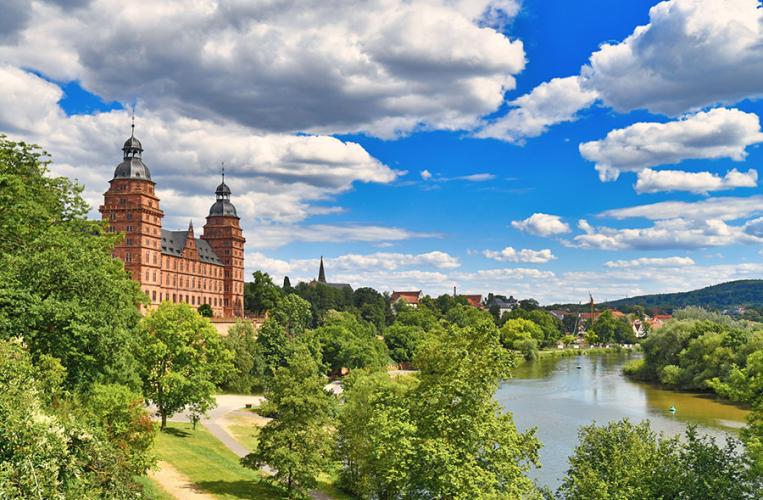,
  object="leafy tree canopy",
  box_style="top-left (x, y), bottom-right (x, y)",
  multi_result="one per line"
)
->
top-left (138, 303), bottom-right (233, 428)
